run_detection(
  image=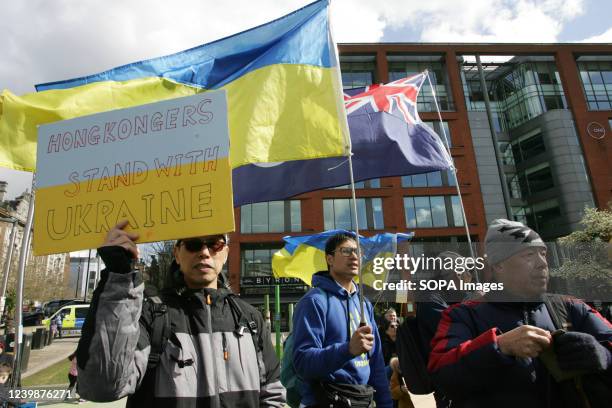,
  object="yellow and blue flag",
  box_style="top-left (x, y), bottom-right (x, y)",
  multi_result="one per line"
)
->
top-left (234, 73), bottom-right (453, 206)
top-left (0, 0), bottom-right (348, 172)
top-left (272, 230), bottom-right (413, 286)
